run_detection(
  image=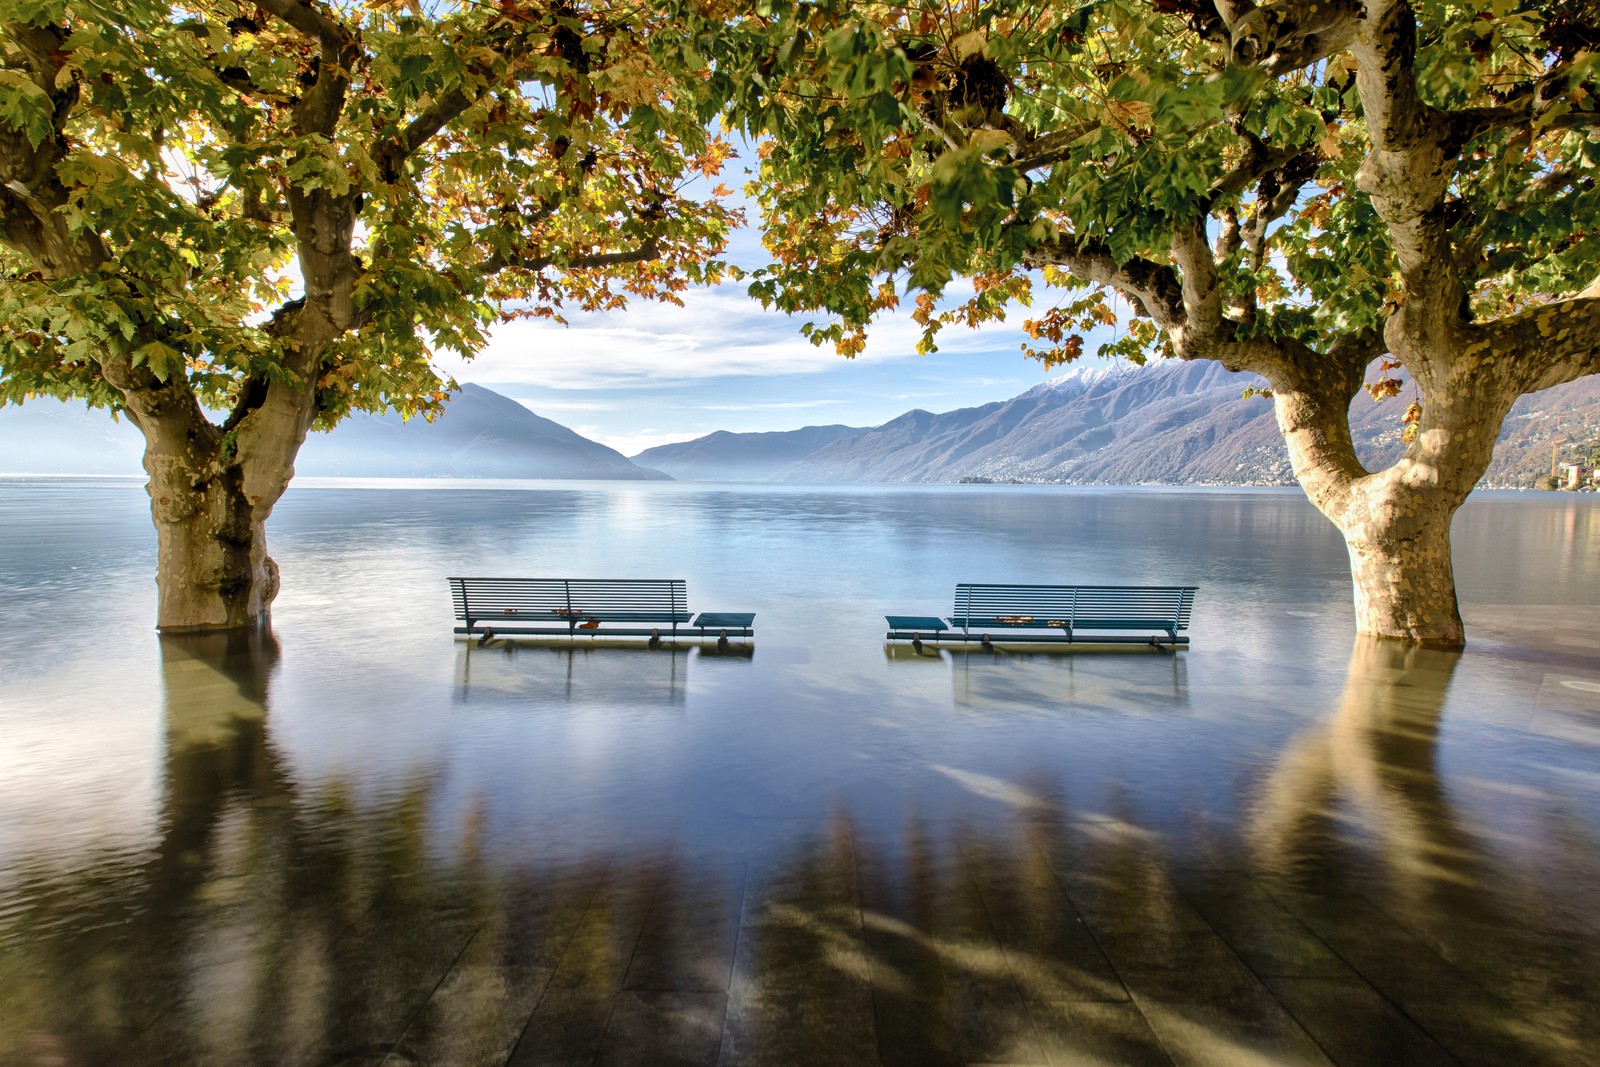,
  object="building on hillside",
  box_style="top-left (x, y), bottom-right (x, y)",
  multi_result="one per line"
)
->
top-left (1559, 462), bottom-right (1599, 489)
